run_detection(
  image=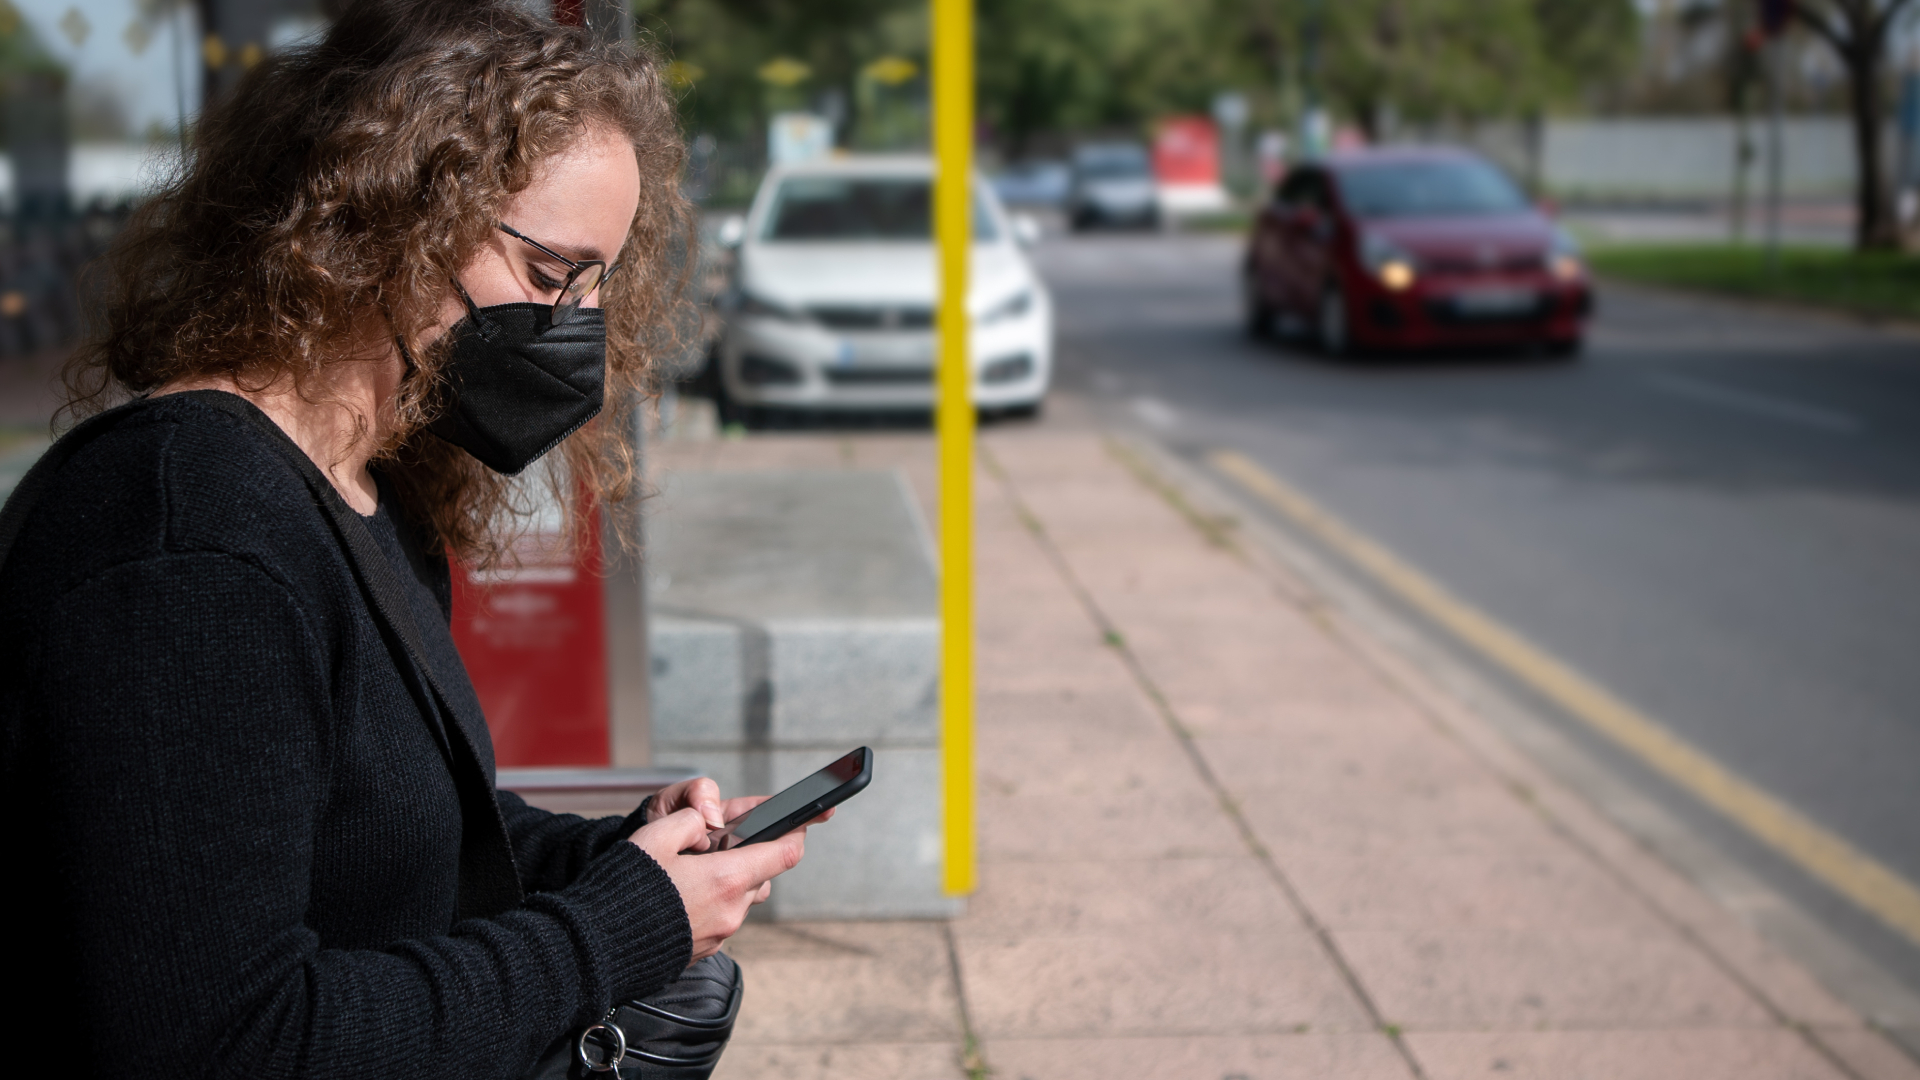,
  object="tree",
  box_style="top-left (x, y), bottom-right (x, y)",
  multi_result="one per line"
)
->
top-left (1533, 0), bottom-right (1641, 101)
top-left (1326, 0), bottom-right (1554, 139)
top-left (1789, 0), bottom-right (1917, 249)
top-left (634, 0), bottom-right (924, 144)
top-left (1211, 0), bottom-right (1637, 141)
top-left (976, 0), bottom-right (1221, 156)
